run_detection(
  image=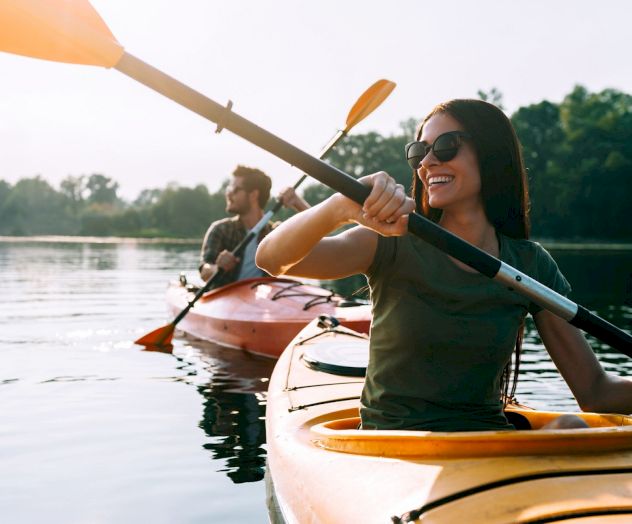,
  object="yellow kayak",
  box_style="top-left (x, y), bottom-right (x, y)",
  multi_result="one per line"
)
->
top-left (265, 316), bottom-right (632, 523)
